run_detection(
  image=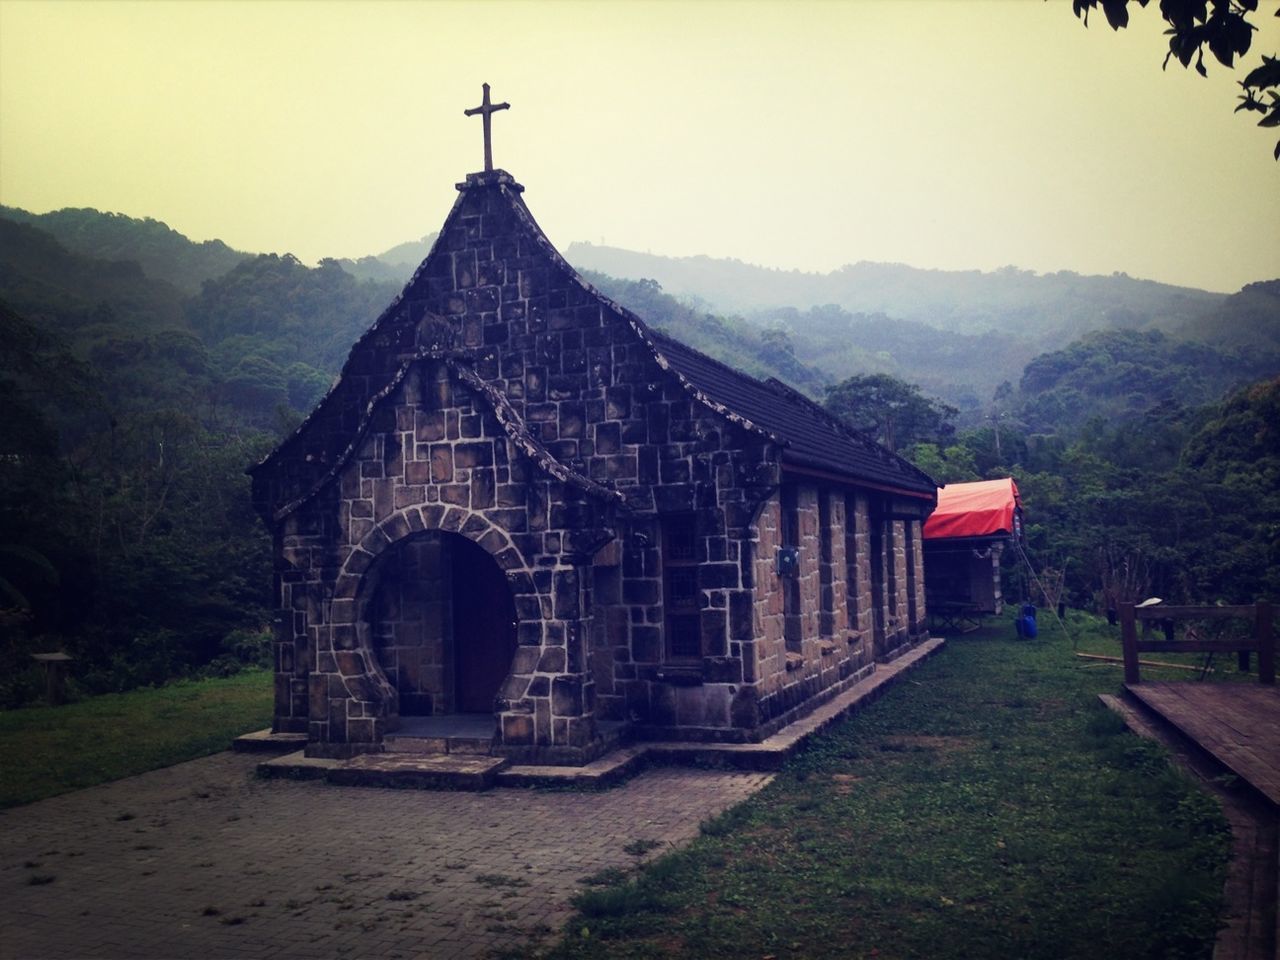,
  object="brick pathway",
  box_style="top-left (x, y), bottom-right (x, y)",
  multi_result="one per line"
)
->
top-left (0, 752), bottom-right (772, 959)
